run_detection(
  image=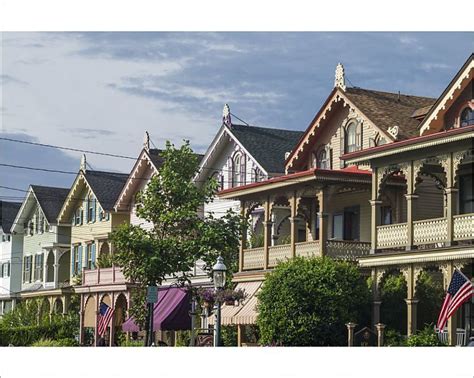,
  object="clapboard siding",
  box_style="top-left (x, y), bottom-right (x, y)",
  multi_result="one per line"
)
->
top-left (414, 176), bottom-right (444, 221)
